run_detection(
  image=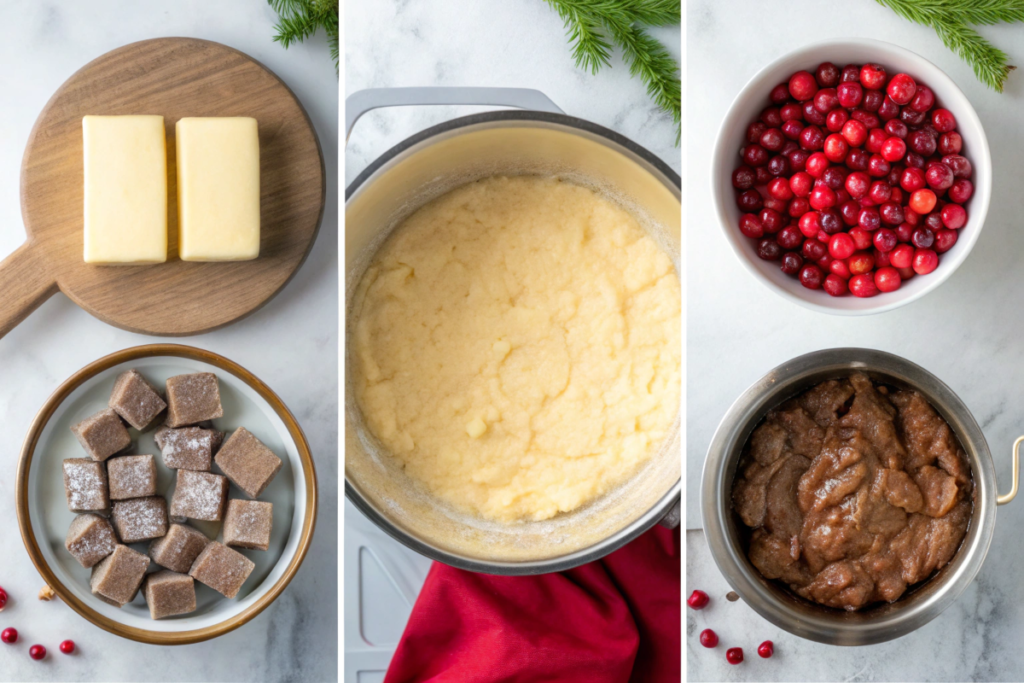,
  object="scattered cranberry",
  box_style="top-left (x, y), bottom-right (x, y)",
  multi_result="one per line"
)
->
top-left (757, 640), bottom-right (775, 659)
top-left (726, 647), bottom-right (744, 665)
top-left (0, 587), bottom-right (6, 611)
top-left (1, 628), bottom-right (16, 644)
top-left (699, 629), bottom-right (719, 648)
top-left (59, 640), bottom-right (75, 655)
top-left (687, 590), bottom-right (710, 610)
top-left (29, 644), bottom-right (46, 660)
